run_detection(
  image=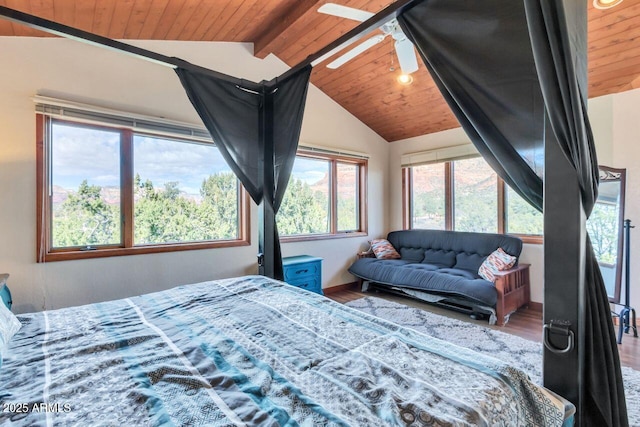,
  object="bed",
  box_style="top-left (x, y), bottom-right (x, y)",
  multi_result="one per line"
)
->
top-left (0, 275), bottom-right (573, 426)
